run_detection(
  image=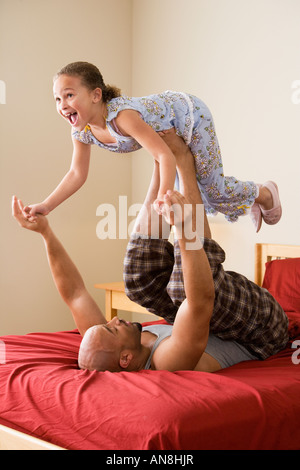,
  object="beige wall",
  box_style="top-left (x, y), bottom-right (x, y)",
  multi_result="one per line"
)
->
top-left (0, 0), bottom-right (133, 335)
top-left (131, 0), bottom-right (300, 279)
top-left (1, 0), bottom-right (300, 335)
